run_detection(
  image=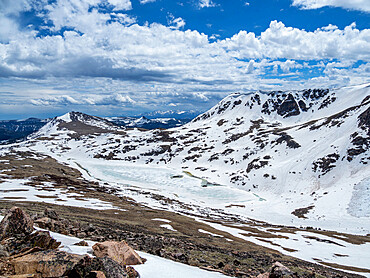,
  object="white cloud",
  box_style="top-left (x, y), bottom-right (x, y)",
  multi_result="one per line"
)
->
top-left (219, 21), bottom-right (370, 61)
top-left (31, 93), bottom-right (136, 106)
top-left (0, 0), bottom-right (369, 116)
top-left (292, 0), bottom-right (370, 12)
top-left (107, 0), bottom-right (132, 11)
top-left (198, 0), bottom-right (216, 8)
top-left (139, 0), bottom-right (156, 4)
top-left (167, 14), bottom-right (186, 30)
top-left (31, 95), bottom-right (80, 106)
